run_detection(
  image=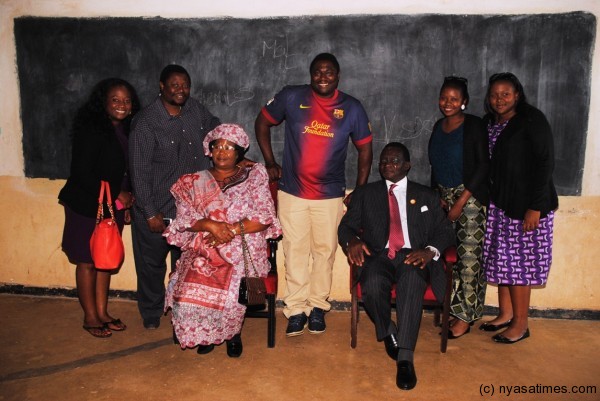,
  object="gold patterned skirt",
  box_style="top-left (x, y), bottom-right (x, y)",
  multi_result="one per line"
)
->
top-left (438, 184), bottom-right (487, 323)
